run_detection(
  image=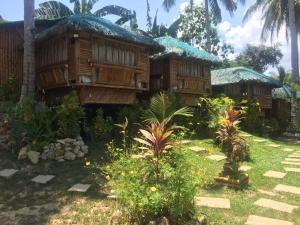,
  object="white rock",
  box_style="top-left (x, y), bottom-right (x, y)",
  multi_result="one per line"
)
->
top-left (18, 146), bottom-right (28, 160)
top-left (76, 151), bottom-right (85, 158)
top-left (64, 151), bottom-right (76, 161)
top-left (27, 151), bottom-right (40, 164)
top-left (74, 146), bottom-right (80, 154)
top-left (81, 145), bottom-right (88, 154)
